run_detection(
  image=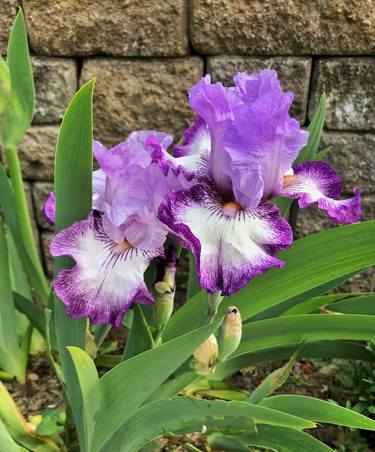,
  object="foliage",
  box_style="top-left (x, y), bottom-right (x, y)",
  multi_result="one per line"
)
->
top-left (0, 9), bottom-right (374, 452)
